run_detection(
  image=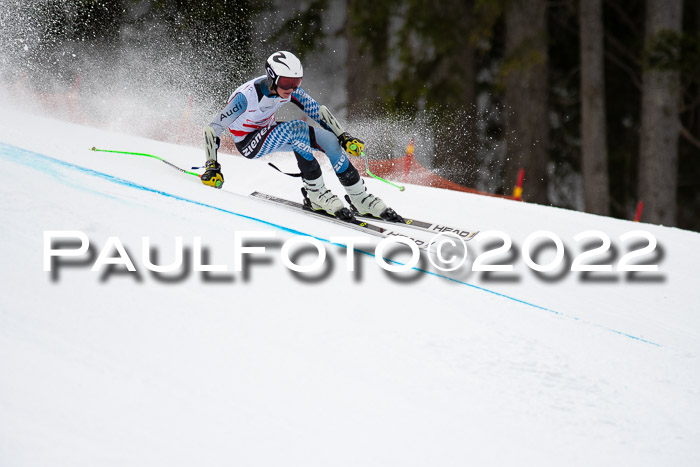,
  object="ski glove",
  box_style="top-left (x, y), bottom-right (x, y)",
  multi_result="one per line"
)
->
top-left (338, 132), bottom-right (364, 156)
top-left (201, 160), bottom-right (224, 188)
